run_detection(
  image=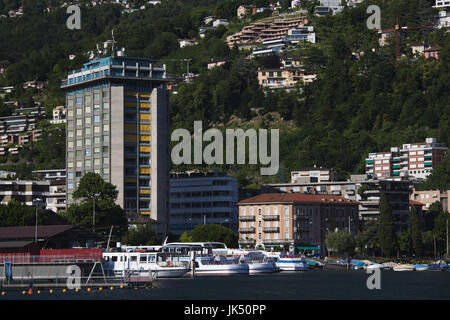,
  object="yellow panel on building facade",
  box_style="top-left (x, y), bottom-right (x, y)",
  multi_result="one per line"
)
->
top-left (139, 114), bottom-right (151, 121)
top-left (139, 189), bottom-right (150, 194)
top-left (139, 93), bottom-right (150, 98)
top-left (139, 145), bottom-right (151, 153)
top-left (124, 134), bottom-right (137, 142)
top-left (124, 178), bottom-right (136, 183)
top-left (140, 103), bottom-right (151, 109)
top-left (140, 135), bottom-right (151, 142)
top-left (139, 124), bottom-right (151, 132)
top-left (139, 167), bottom-right (151, 174)
top-left (140, 211), bottom-right (151, 216)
